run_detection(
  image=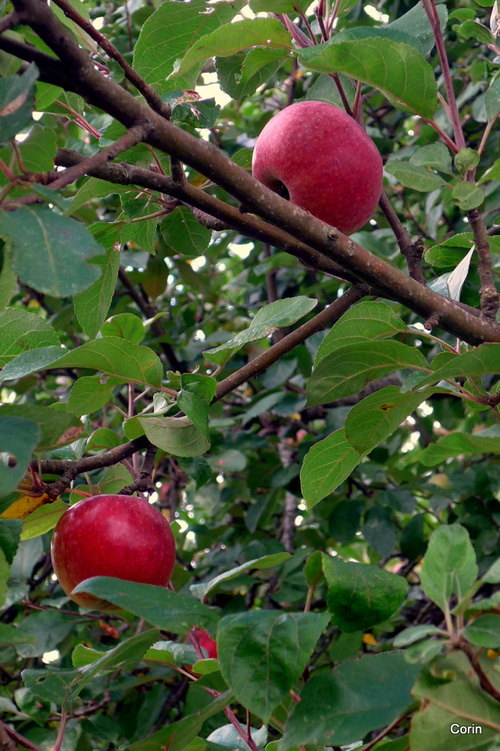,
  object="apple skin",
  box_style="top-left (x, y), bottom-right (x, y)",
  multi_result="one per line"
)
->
top-left (50, 494), bottom-right (176, 611)
top-left (193, 628), bottom-right (218, 659)
top-left (252, 100), bottom-right (383, 235)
